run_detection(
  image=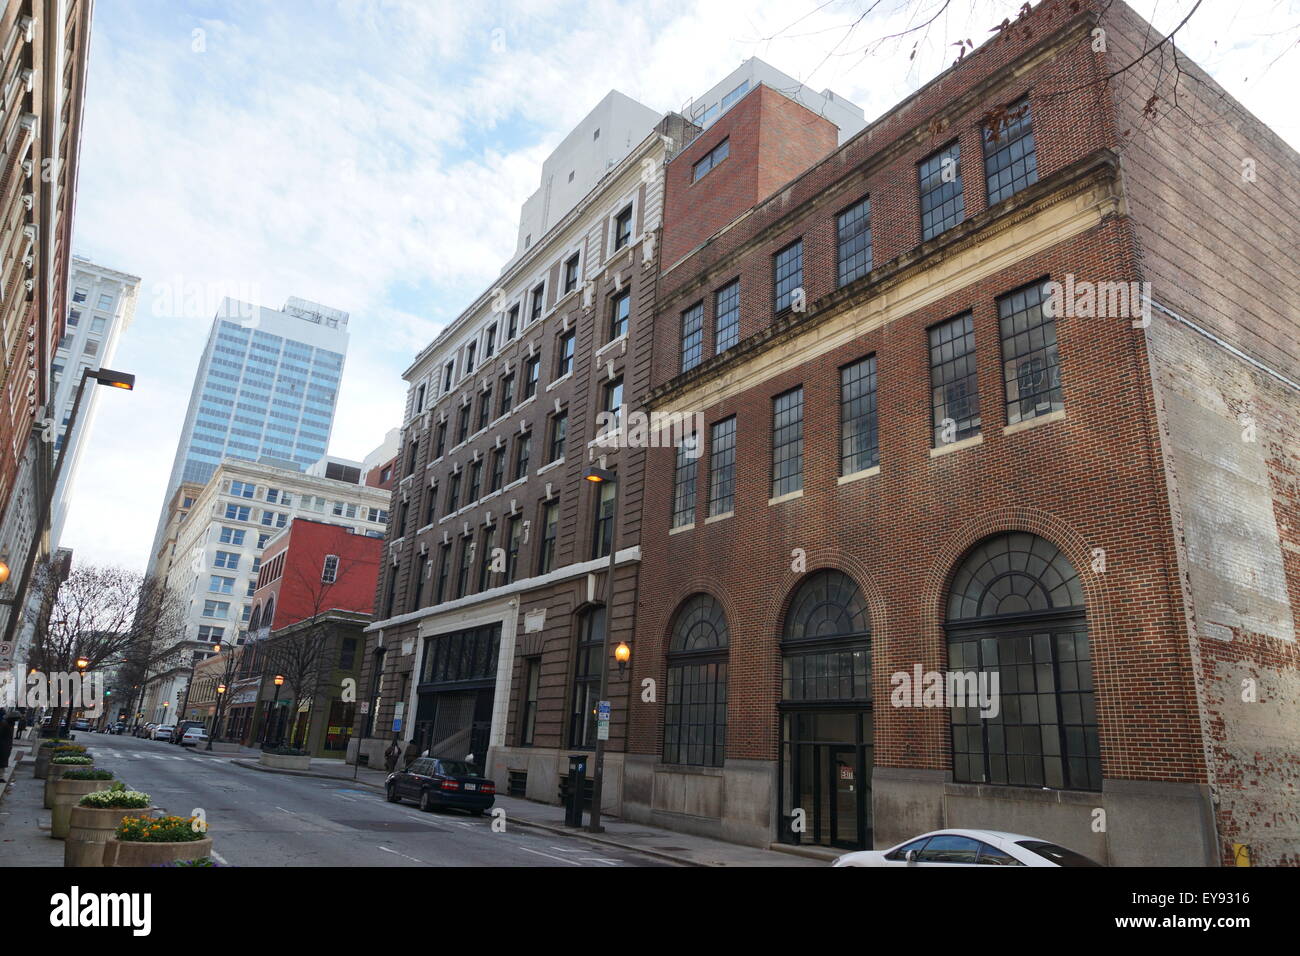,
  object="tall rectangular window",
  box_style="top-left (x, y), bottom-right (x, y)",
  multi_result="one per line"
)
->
top-left (556, 330), bottom-right (575, 378)
top-left (920, 142), bottom-right (965, 240)
top-left (609, 290), bottom-right (630, 341)
top-left (681, 302), bottom-right (704, 372)
top-left (671, 438), bottom-right (699, 528)
top-left (708, 417), bottom-right (736, 516)
top-left (773, 240), bottom-right (803, 313)
top-left (434, 420), bottom-right (447, 458)
top-left (447, 471), bottom-right (461, 512)
top-left (507, 304), bottom-right (519, 340)
top-left (771, 387), bottom-right (804, 497)
top-left (484, 325), bottom-right (496, 358)
top-left (538, 501), bottom-right (559, 573)
top-left (425, 480), bottom-right (438, 525)
top-left (478, 525), bottom-right (497, 592)
top-left (983, 99), bottom-right (1037, 205)
top-left (564, 253), bottom-right (580, 294)
top-left (505, 515), bottom-right (523, 583)
top-left (465, 341), bottom-right (476, 375)
top-left (613, 205), bottom-right (633, 250)
top-left (478, 386), bottom-right (492, 432)
top-left (490, 447), bottom-right (505, 492)
top-left (715, 280), bottom-right (740, 353)
top-left (530, 284), bottom-right (545, 323)
top-left (592, 478), bottom-right (615, 558)
top-left (999, 280), bottom-right (1062, 425)
top-left (434, 543), bottom-right (452, 604)
top-left (840, 355), bottom-right (879, 474)
top-left (836, 197), bottom-right (873, 287)
top-left (523, 356), bottom-right (540, 399)
top-left (520, 658), bottom-right (540, 746)
top-left (456, 536), bottom-right (474, 598)
top-left (457, 403), bottom-right (471, 443)
top-left (467, 459), bottom-right (482, 502)
top-left (929, 313), bottom-right (981, 445)
top-left (499, 373), bottom-right (515, 416)
top-left (602, 377), bottom-right (623, 434)
top-left (549, 412), bottom-right (567, 462)
top-left (514, 432), bottom-right (531, 481)
top-left (410, 552), bottom-right (426, 610)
